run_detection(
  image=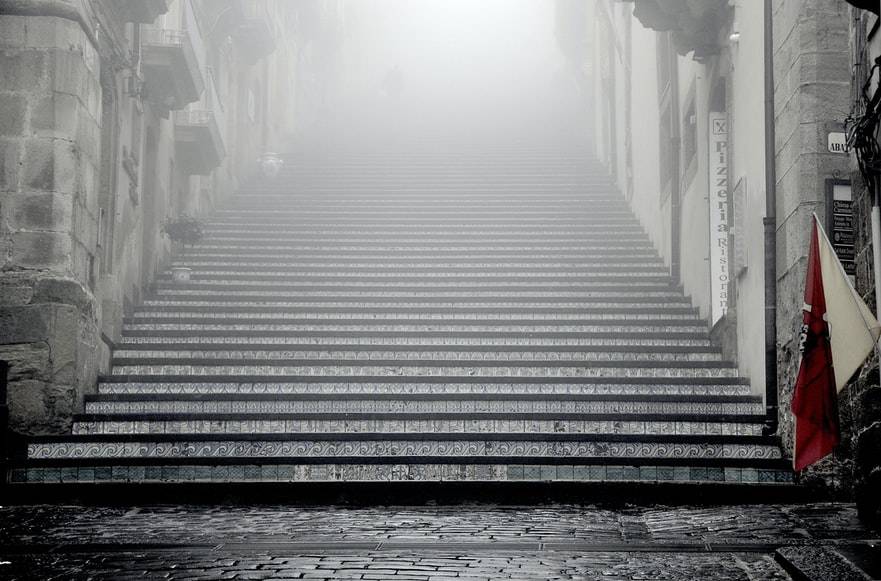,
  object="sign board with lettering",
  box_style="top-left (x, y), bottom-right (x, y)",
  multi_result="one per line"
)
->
top-left (828, 132), bottom-right (848, 154)
top-left (825, 180), bottom-right (855, 281)
top-left (708, 112), bottom-right (730, 325)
